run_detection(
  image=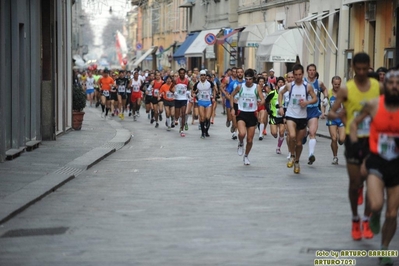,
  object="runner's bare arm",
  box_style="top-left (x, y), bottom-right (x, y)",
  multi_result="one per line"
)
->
top-left (230, 84), bottom-right (241, 103)
top-left (302, 84), bottom-right (317, 107)
top-left (328, 85), bottom-right (348, 120)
